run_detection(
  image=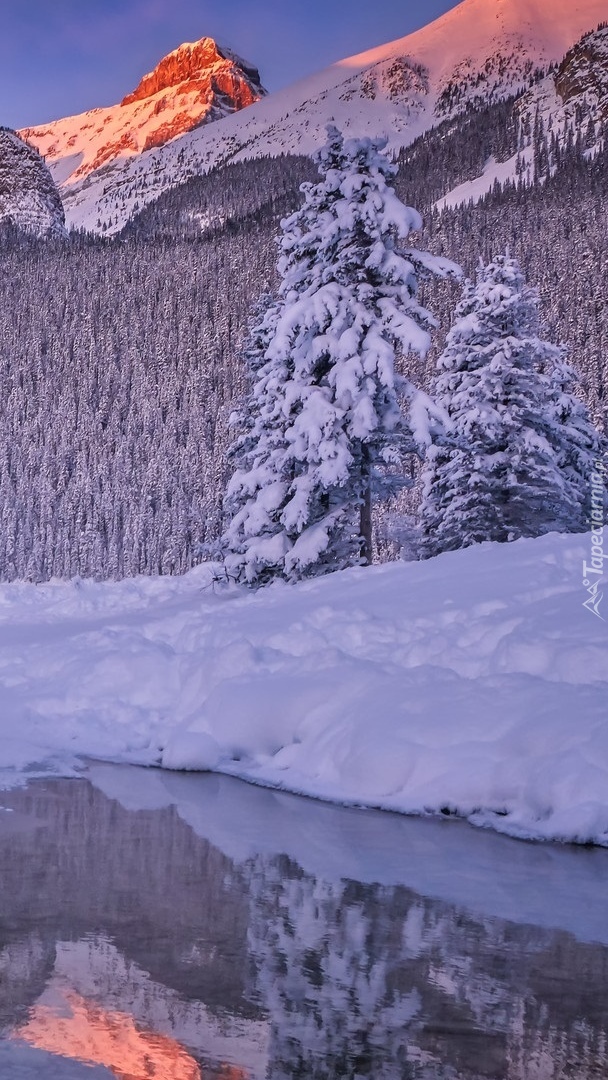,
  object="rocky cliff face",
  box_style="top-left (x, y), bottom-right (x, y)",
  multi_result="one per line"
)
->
top-left (20, 37), bottom-right (266, 186)
top-left (515, 23), bottom-right (608, 163)
top-left (122, 38), bottom-right (263, 107)
top-left (0, 129), bottom-right (66, 237)
top-left (555, 23), bottom-right (608, 118)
